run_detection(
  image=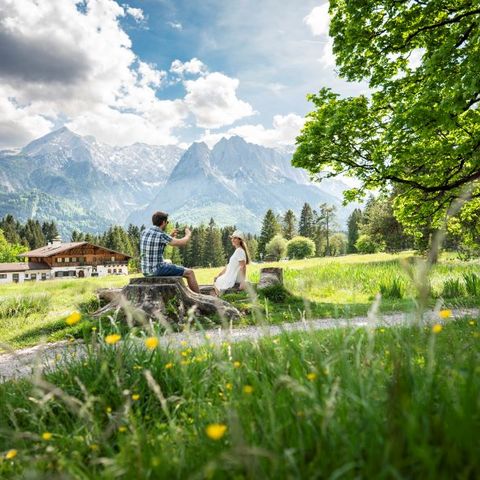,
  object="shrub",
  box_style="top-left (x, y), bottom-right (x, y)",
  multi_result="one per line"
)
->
top-left (266, 235), bottom-right (288, 260)
top-left (287, 236), bottom-right (315, 259)
top-left (379, 277), bottom-right (404, 299)
top-left (258, 284), bottom-right (290, 303)
top-left (329, 233), bottom-right (348, 256)
top-left (355, 234), bottom-right (385, 254)
top-left (441, 278), bottom-right (465, 299)
top-left (463, 272), bottom-right (480, 297)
